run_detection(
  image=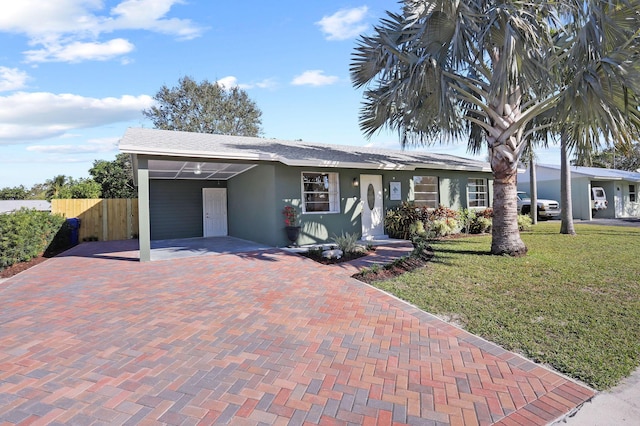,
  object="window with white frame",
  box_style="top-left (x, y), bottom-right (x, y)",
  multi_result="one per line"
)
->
top-left (413, 176), bottom-right (439, 208)
top-left (302, 172), bottom-right (340, 213)
top-left (630, 184), bottom-right (637, 203)
top-left (467, 178), bottom-right (488, 208)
